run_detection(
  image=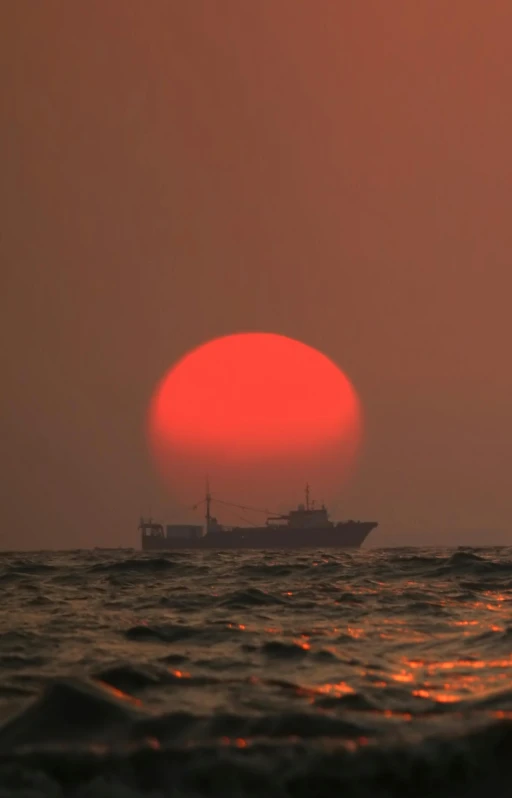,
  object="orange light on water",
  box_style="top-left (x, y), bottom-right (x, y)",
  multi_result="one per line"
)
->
top-left (382, 709), bottom-right (412, 720)
top-left (145, 737), bottom-right (161, 750)
top-left (391, 671), bottom-right (415, 683)
top-left (99, 682), bottom-right (142, 707)
top-left (484, 592), bottom-right (507, 601)
top-left (220, 737), bottom-right (250, 748)
top-left (347, 627), bottom-right (365, 639)
top-left (315, 681), bottom-right (355, 697)
top-left (434, 693), bottom-right (460, 704)
top-left (170, 669), bottom-right (191, 679)
top-left (413, 688), bottom-right (460, 703)
top-left (404, 650), bottom-right (512, 705)
top-left (403, 657), bottom-right (512, 673)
